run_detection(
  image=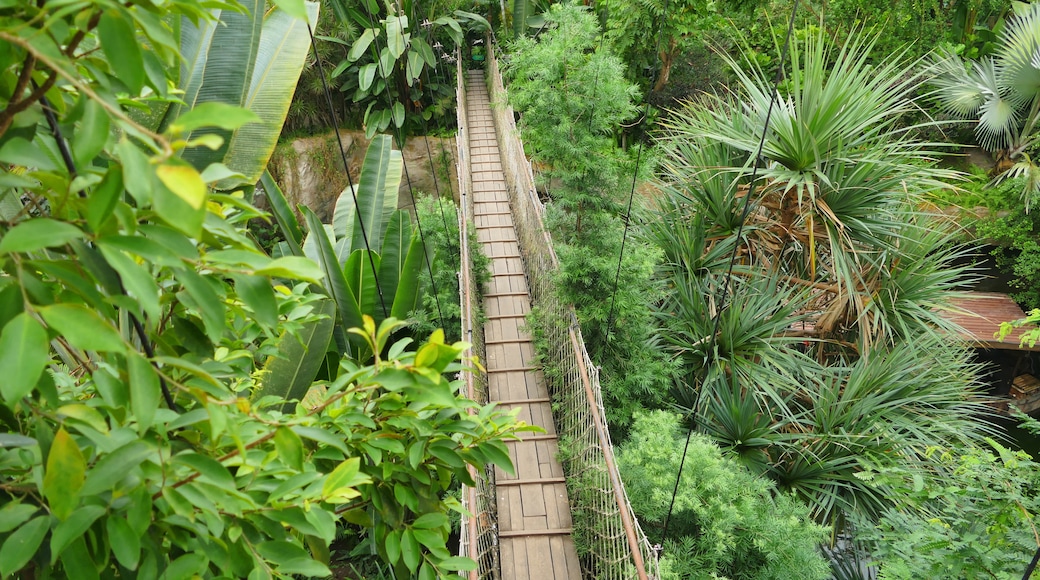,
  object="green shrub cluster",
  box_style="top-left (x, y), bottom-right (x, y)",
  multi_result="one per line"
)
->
top-left (617, 410), bottom-right (831, 580)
